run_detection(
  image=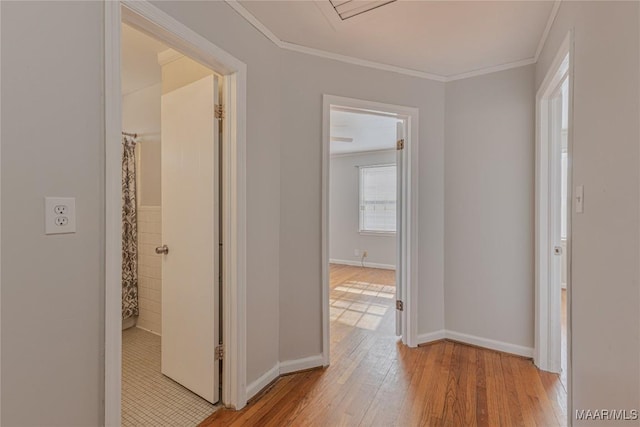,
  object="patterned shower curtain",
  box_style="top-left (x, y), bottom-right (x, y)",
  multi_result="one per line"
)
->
top-left (122, 135), bottom-right (139, 320)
